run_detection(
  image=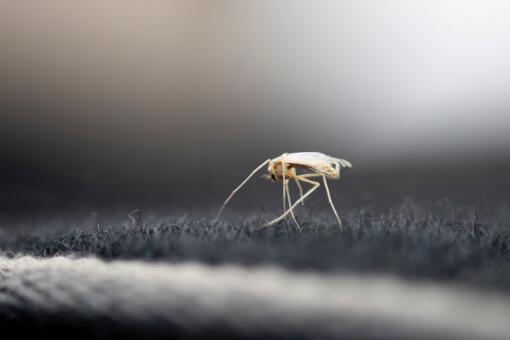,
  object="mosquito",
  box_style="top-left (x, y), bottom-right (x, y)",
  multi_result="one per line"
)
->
top-left (213, 152), bottom-right (352, 231)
